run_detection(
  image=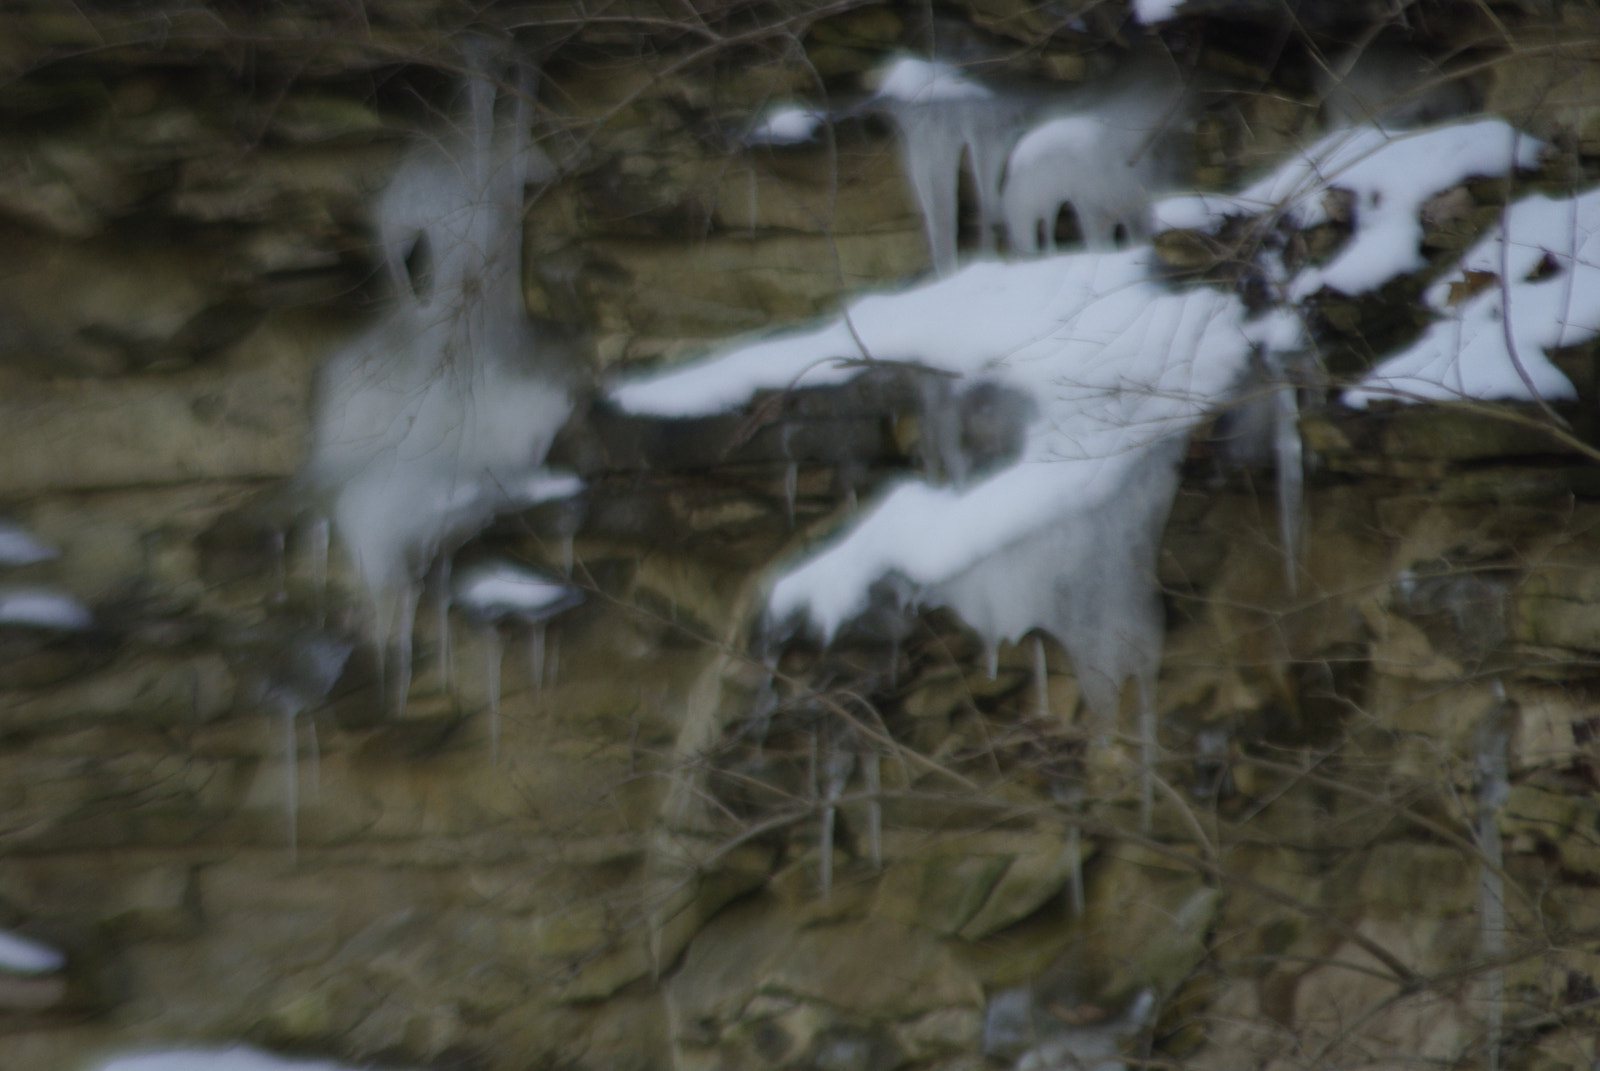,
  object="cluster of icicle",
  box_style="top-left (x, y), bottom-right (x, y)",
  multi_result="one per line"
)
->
top-left (867, 53), bottom-right (1189, 271)
top-left (297, 40), bottom-right (582, 720)
top-left (621, 54), bottom-right (1559, 830)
